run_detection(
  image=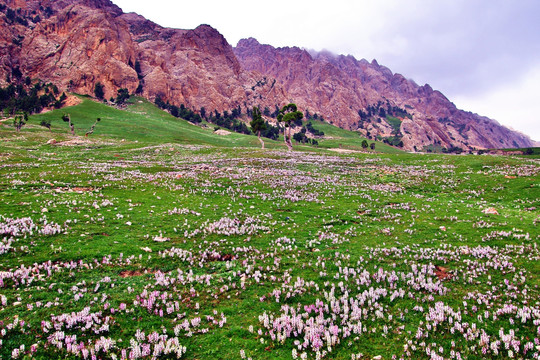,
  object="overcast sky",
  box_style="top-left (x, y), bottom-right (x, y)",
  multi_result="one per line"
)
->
top-left (111, 0), bottom-right (540, 141)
